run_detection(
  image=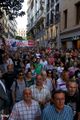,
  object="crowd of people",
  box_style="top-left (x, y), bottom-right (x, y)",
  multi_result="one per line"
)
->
top-left (0, 42), bottom-right (80, 120)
